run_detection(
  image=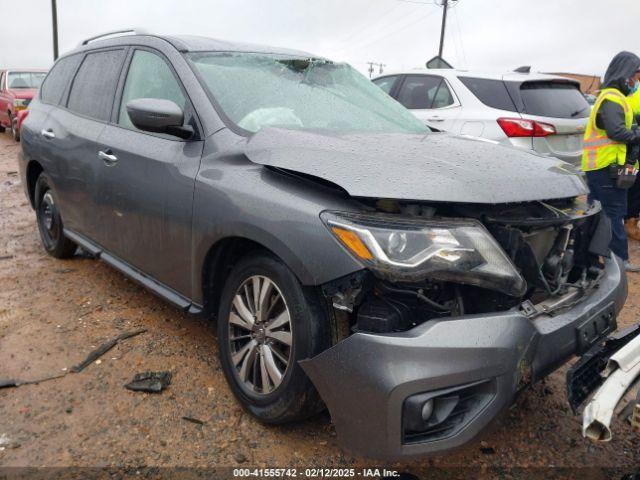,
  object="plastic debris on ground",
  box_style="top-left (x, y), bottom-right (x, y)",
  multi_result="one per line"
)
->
top-left (124, 371), bottom-right (172, 393)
